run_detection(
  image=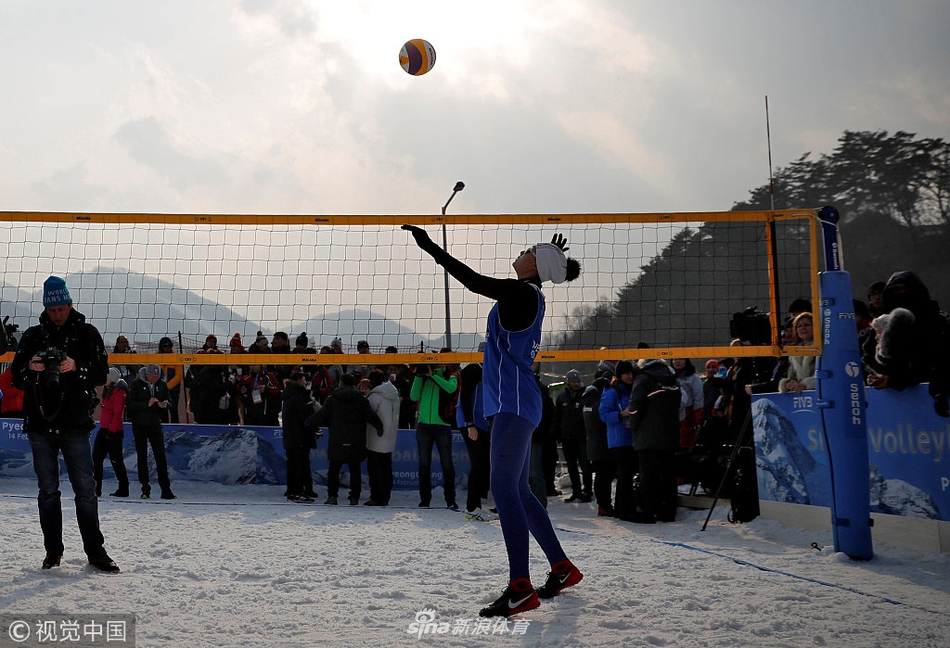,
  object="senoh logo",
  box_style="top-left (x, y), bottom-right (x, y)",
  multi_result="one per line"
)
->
top-left (845, 362), bottom-right (861, 378)
top-left (849, 382), bottom-right (863, 425)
